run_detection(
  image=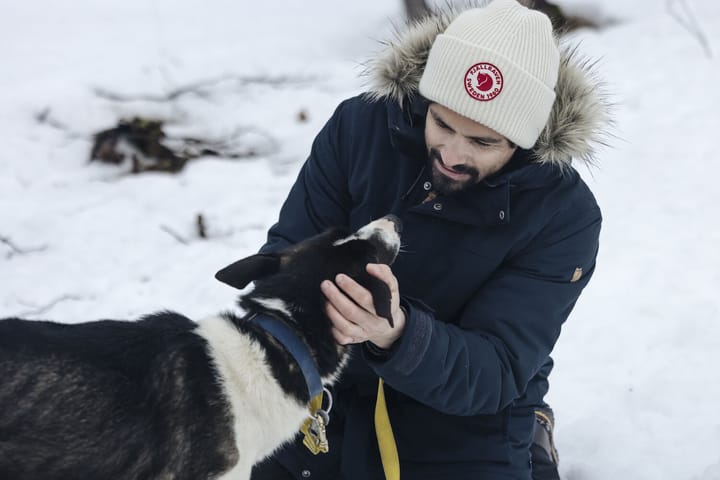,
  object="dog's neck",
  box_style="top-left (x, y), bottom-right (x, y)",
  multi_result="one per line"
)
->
top-left (246, 312), bottom-right (323, 400)
top-left (239, 293), bottom-right (347, 369)
top-left (244, 297), bottom-right (295, 320)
